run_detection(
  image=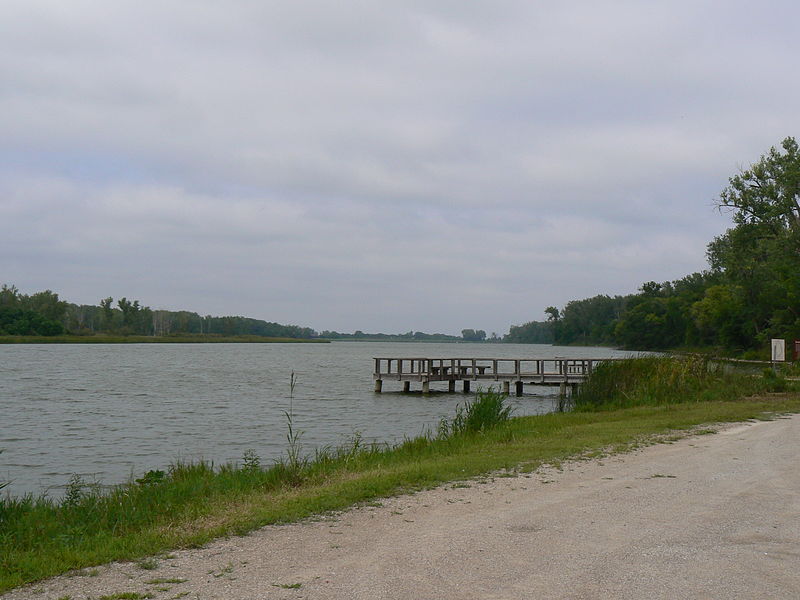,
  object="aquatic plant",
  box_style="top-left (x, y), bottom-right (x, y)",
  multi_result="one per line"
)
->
top-left (572, 355), bottom-right (779, 410)
top-left (439, 388), bottom-right (513, 437)
top-left (281, 371), bottom-right (307, 485)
